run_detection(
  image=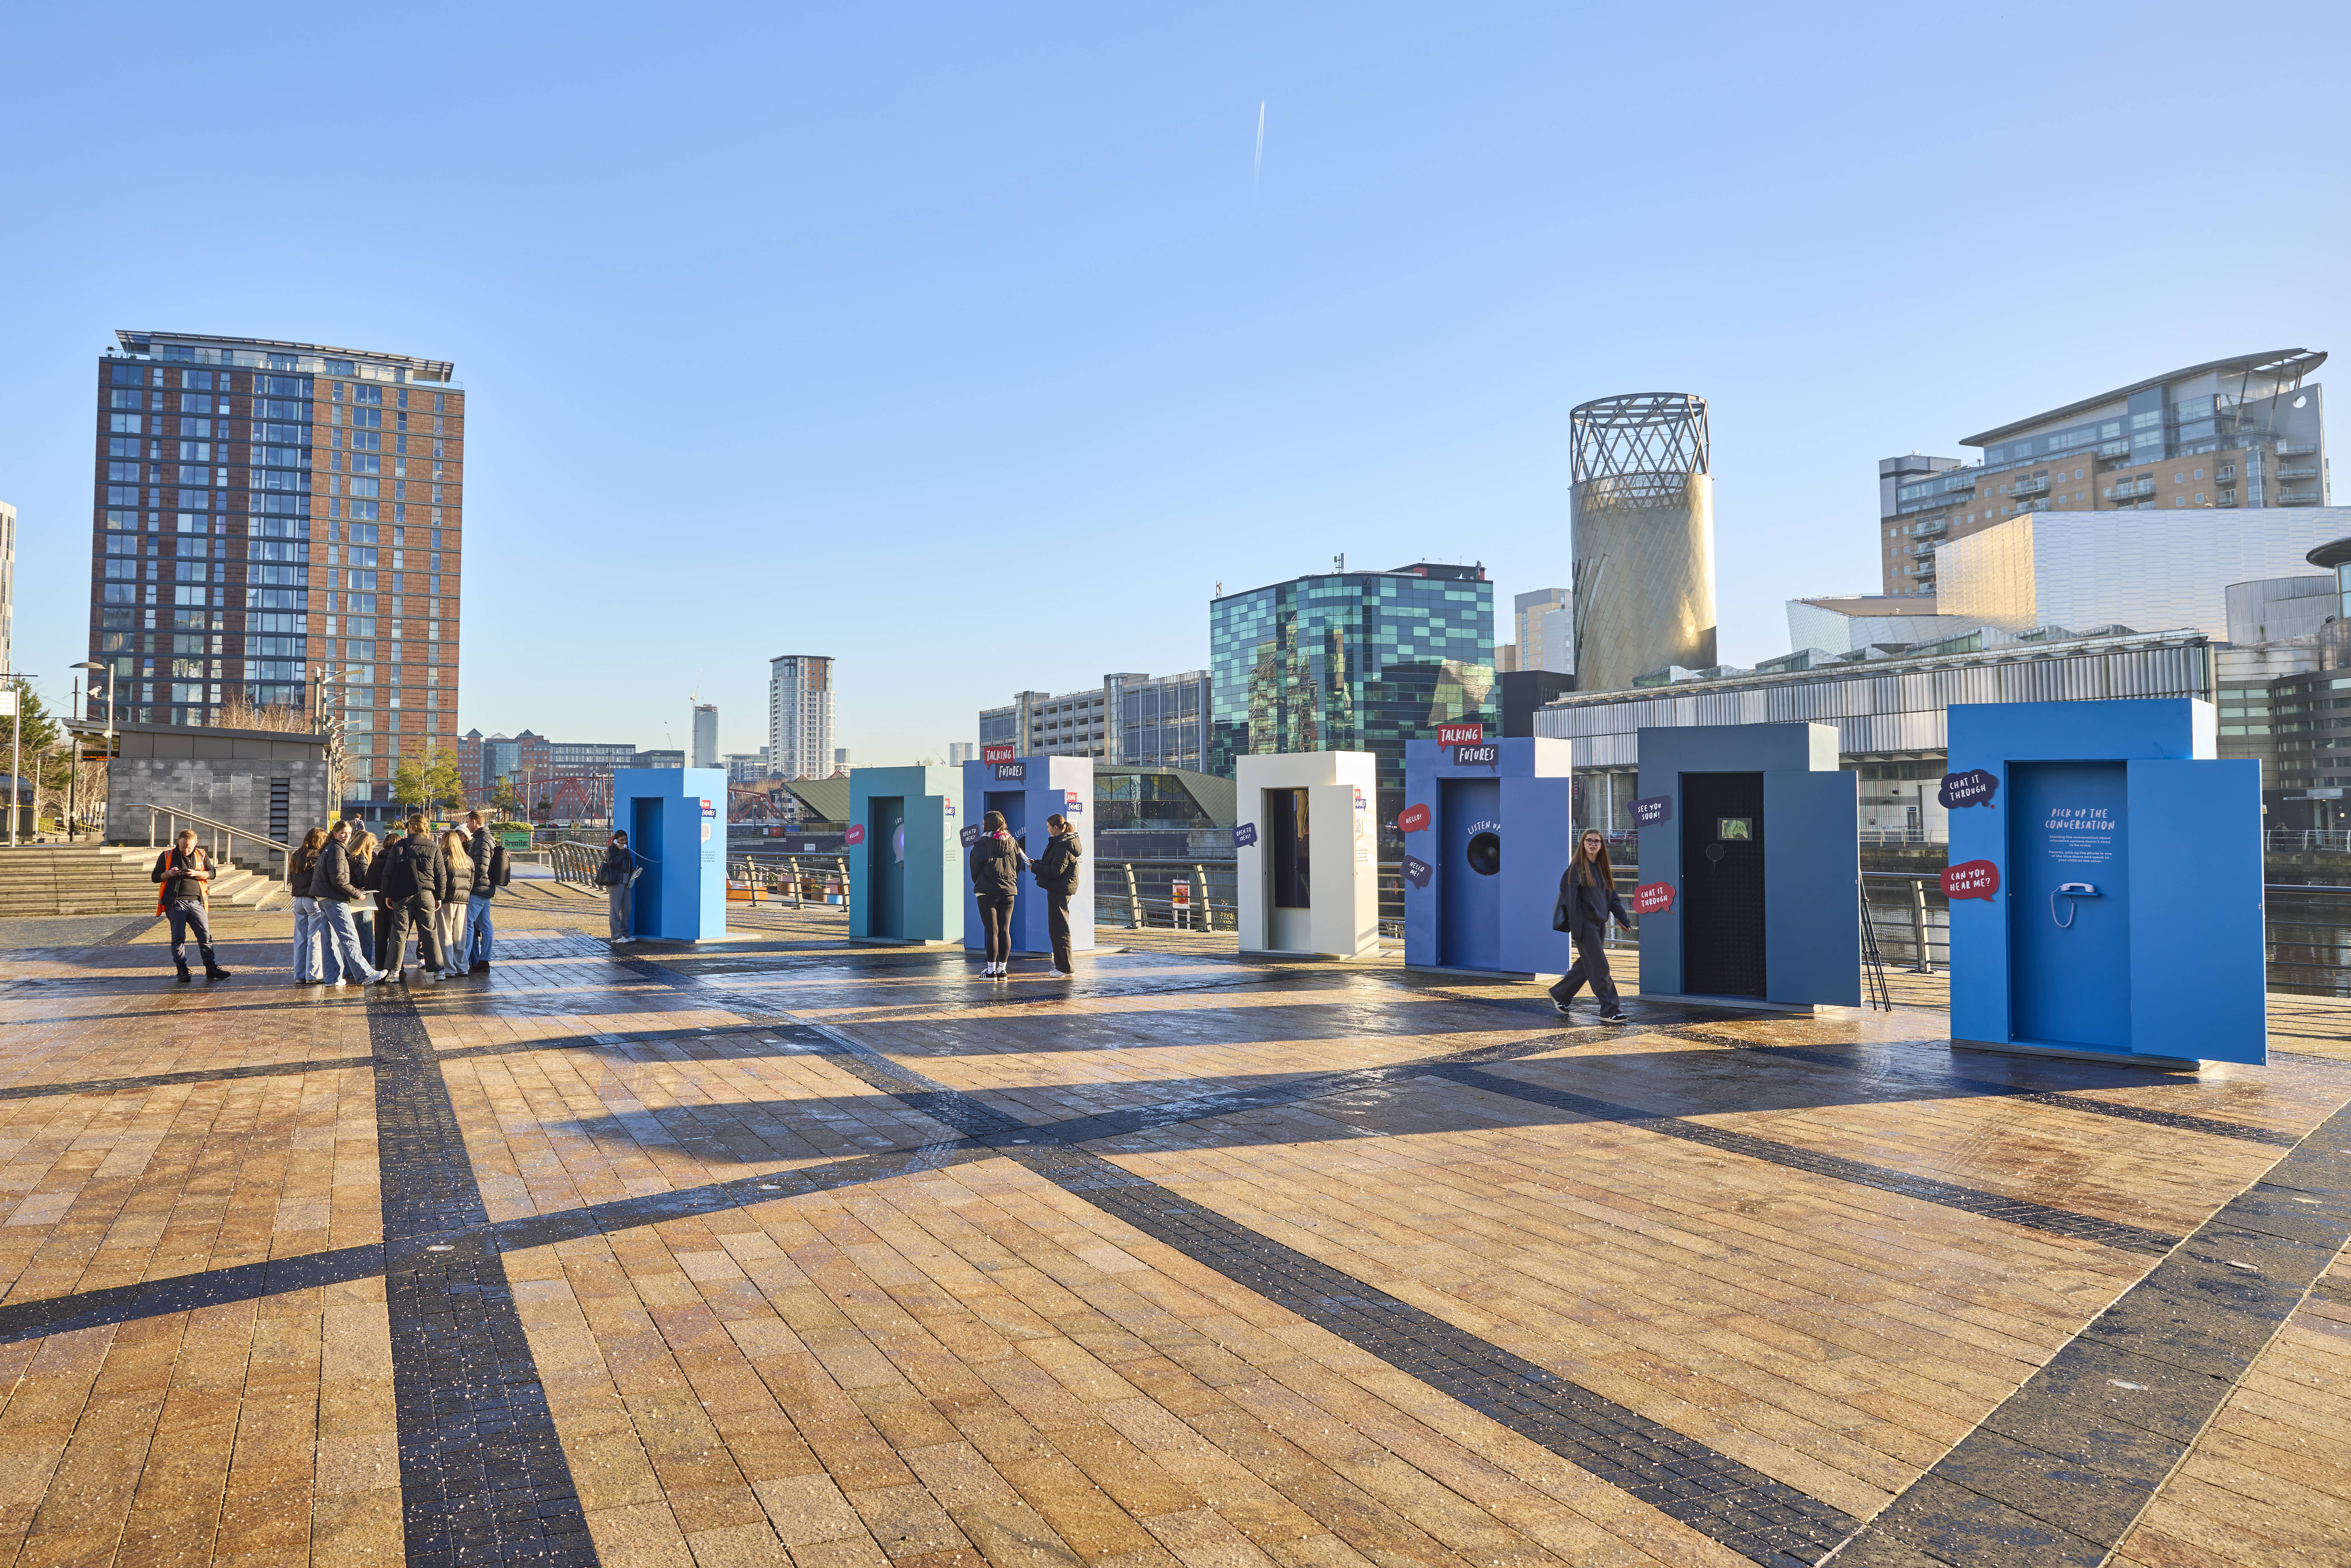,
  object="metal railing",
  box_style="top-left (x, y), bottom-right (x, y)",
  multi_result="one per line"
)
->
top-left (140, 803), bottom-right (291, 869)
top-left (2267, 829), bottom-right (2351, 853)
